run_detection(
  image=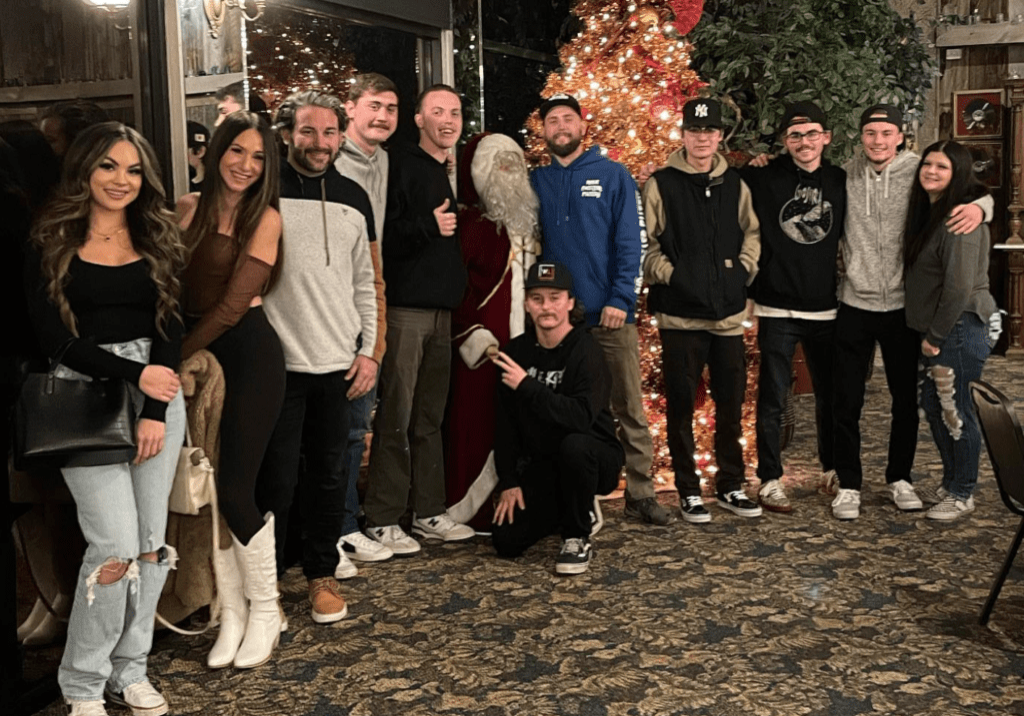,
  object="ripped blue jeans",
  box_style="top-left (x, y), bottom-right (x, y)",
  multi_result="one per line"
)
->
top-left (918, 312), bottom-right (993, 501)
top-left (56, 338), bottom-right (186, 702)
